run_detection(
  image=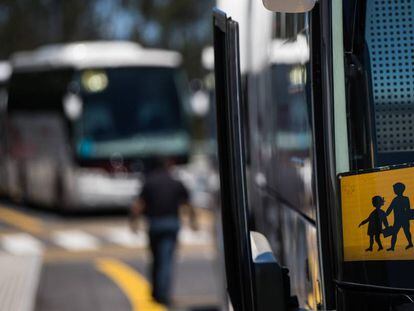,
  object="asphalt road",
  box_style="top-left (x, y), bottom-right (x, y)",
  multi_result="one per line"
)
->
top-left (0, 201), bottom-right (223, 311)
